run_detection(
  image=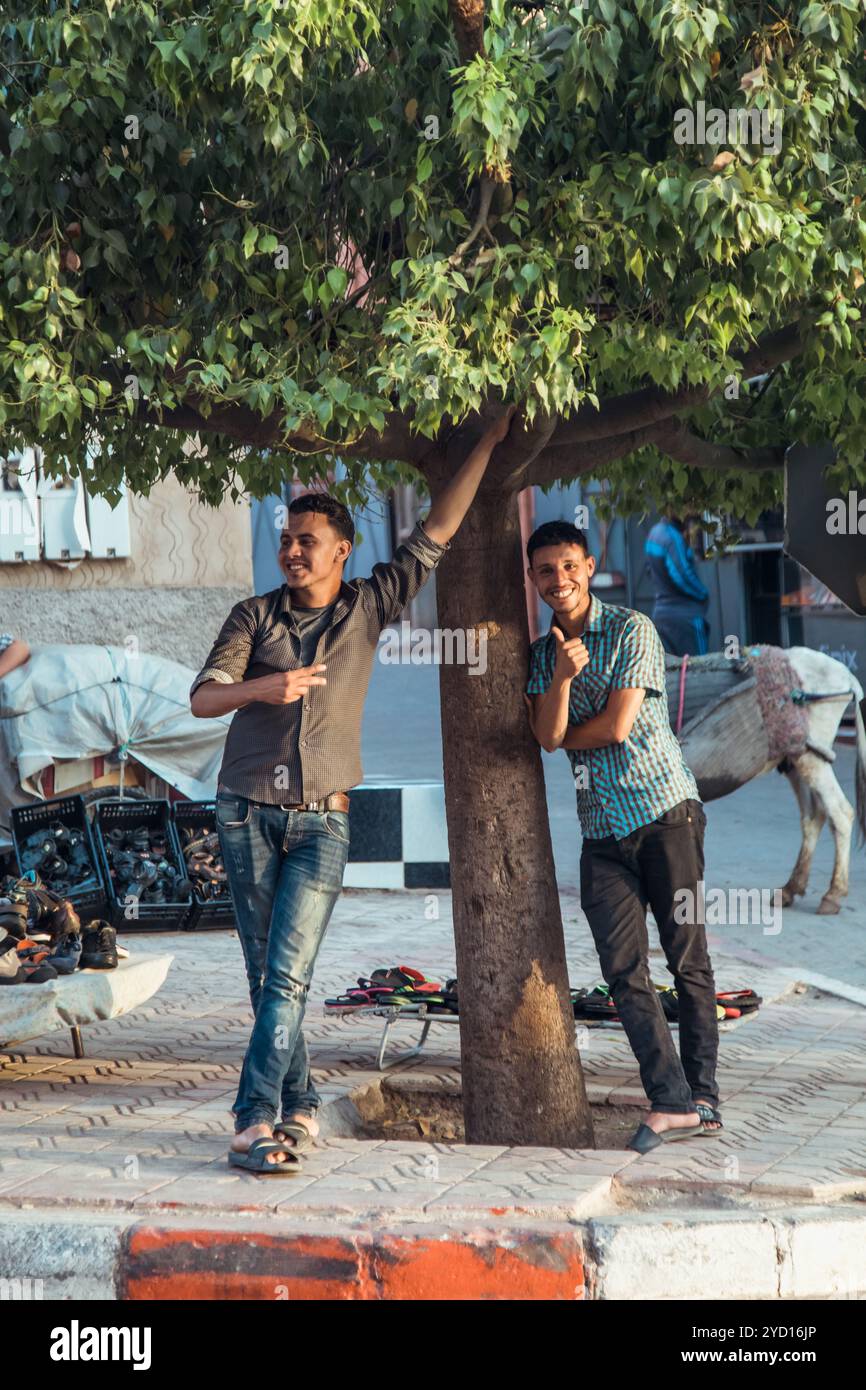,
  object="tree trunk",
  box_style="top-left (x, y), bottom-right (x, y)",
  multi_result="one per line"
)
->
top-left (432, 482), bottom-right (594, 1148)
